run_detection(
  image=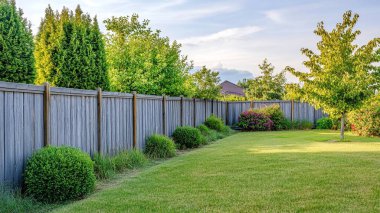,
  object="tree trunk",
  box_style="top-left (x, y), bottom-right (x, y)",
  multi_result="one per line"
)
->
top-left (340, 113), bottom-right (345, 141)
